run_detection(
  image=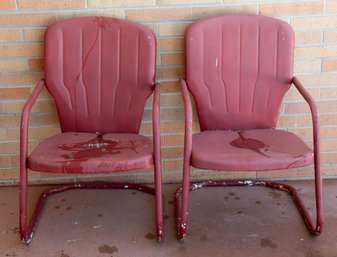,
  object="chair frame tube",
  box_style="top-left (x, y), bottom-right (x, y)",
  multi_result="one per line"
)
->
top-left (174, 78), bottom-right (323, 239)
top-left (20, 80), bottom-right (164, 244)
